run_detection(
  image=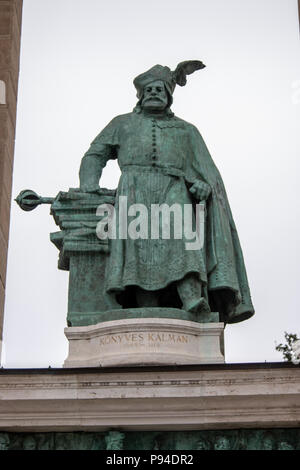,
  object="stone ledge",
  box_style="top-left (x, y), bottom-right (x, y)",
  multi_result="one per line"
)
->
top-left (0, 364), bottom-right (299, 432)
